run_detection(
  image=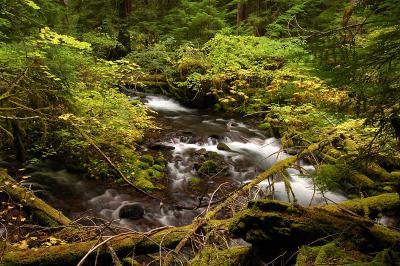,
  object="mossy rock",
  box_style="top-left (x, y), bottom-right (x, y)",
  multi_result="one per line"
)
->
top-left (217, 143), bottom-right (232, 152)
top-left (155, 152), bottom-right (167, 164)
top-left (140, 154), bottom-right (154, 166)
top-left (189, 177), bottom-right (202, 190)
top-left (198, 160), bottom-right (218, 175)
top-left (189, 246), bottom-right (250, 266)
top-left (153, 164), bottom-right (165, 172)
top-left (137, 161), bottom-right (150, 170)
top-left (134, 177), bottom-right (156, 191)
top-left (258, 122), bottom-right (271, 130)
top-left (147, 168), bottom-right (163, 179)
